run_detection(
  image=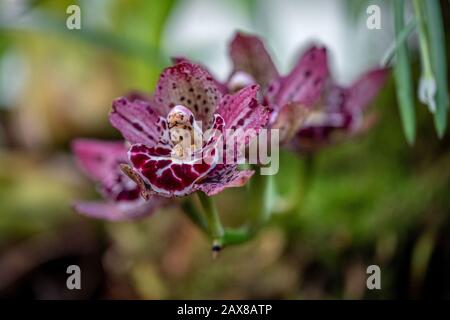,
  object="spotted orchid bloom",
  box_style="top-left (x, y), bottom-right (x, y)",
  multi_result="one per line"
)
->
top-left (289, 68), bottom-right (389, 151)
top-left (109, 61), bottom-right (269, 198)
top-left (228, 32), bottom-right (389, 150)
top-left (72, 139), bottom-right (167, 221)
